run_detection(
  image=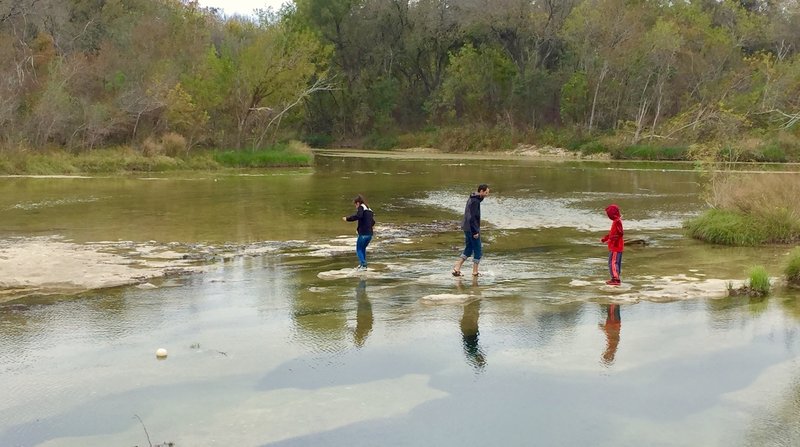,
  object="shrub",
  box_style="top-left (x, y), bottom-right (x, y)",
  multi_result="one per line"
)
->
top-left (772, 131), bottom-right (800, 161)
top-left (365, 132), bottom-right (399, 150)
top-left (756, 143), bottom-right (786, 162)
top-left (578, 140), bottom-right (607, 156)
top-left (302, 134), bottom-right (333, 148)
top-left (395, 131), bottom-right (437, 149)
top-left (785, 247), bottom-right (800, 286)
top-left (161, 132), bottom-right (187, 157)
top-left (140, 137), bottom-right (164, 157)
top-left (747, 266), bottom-right (770, 296)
